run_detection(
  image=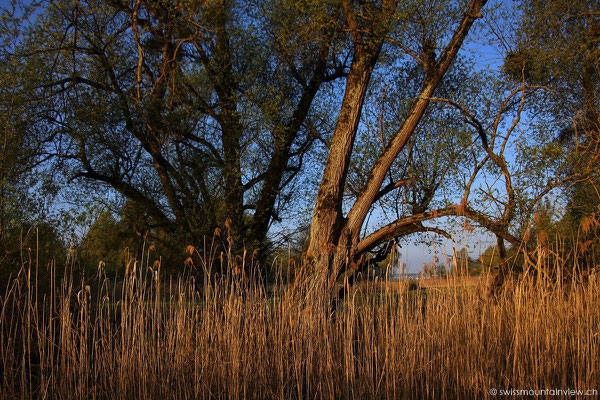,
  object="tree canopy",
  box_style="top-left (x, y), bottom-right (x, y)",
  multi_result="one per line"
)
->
top-left (1, 0), bottom-right (598, 286)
